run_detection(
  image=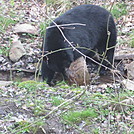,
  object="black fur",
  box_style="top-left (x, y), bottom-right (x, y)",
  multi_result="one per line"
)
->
top-left (41, 4), bottom-right (117, 86)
